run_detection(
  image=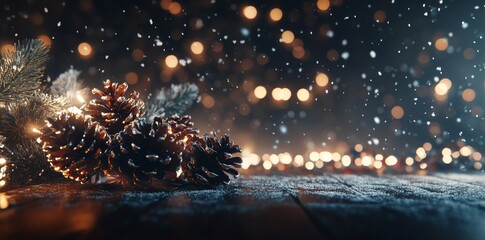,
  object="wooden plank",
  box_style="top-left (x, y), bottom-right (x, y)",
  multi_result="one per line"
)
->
top-left (294, 174), bottom-right (485, 240)
top-left (2, 174), bottom-right (485, 239)
top-left (0, 176), bottom-right (323, 239)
